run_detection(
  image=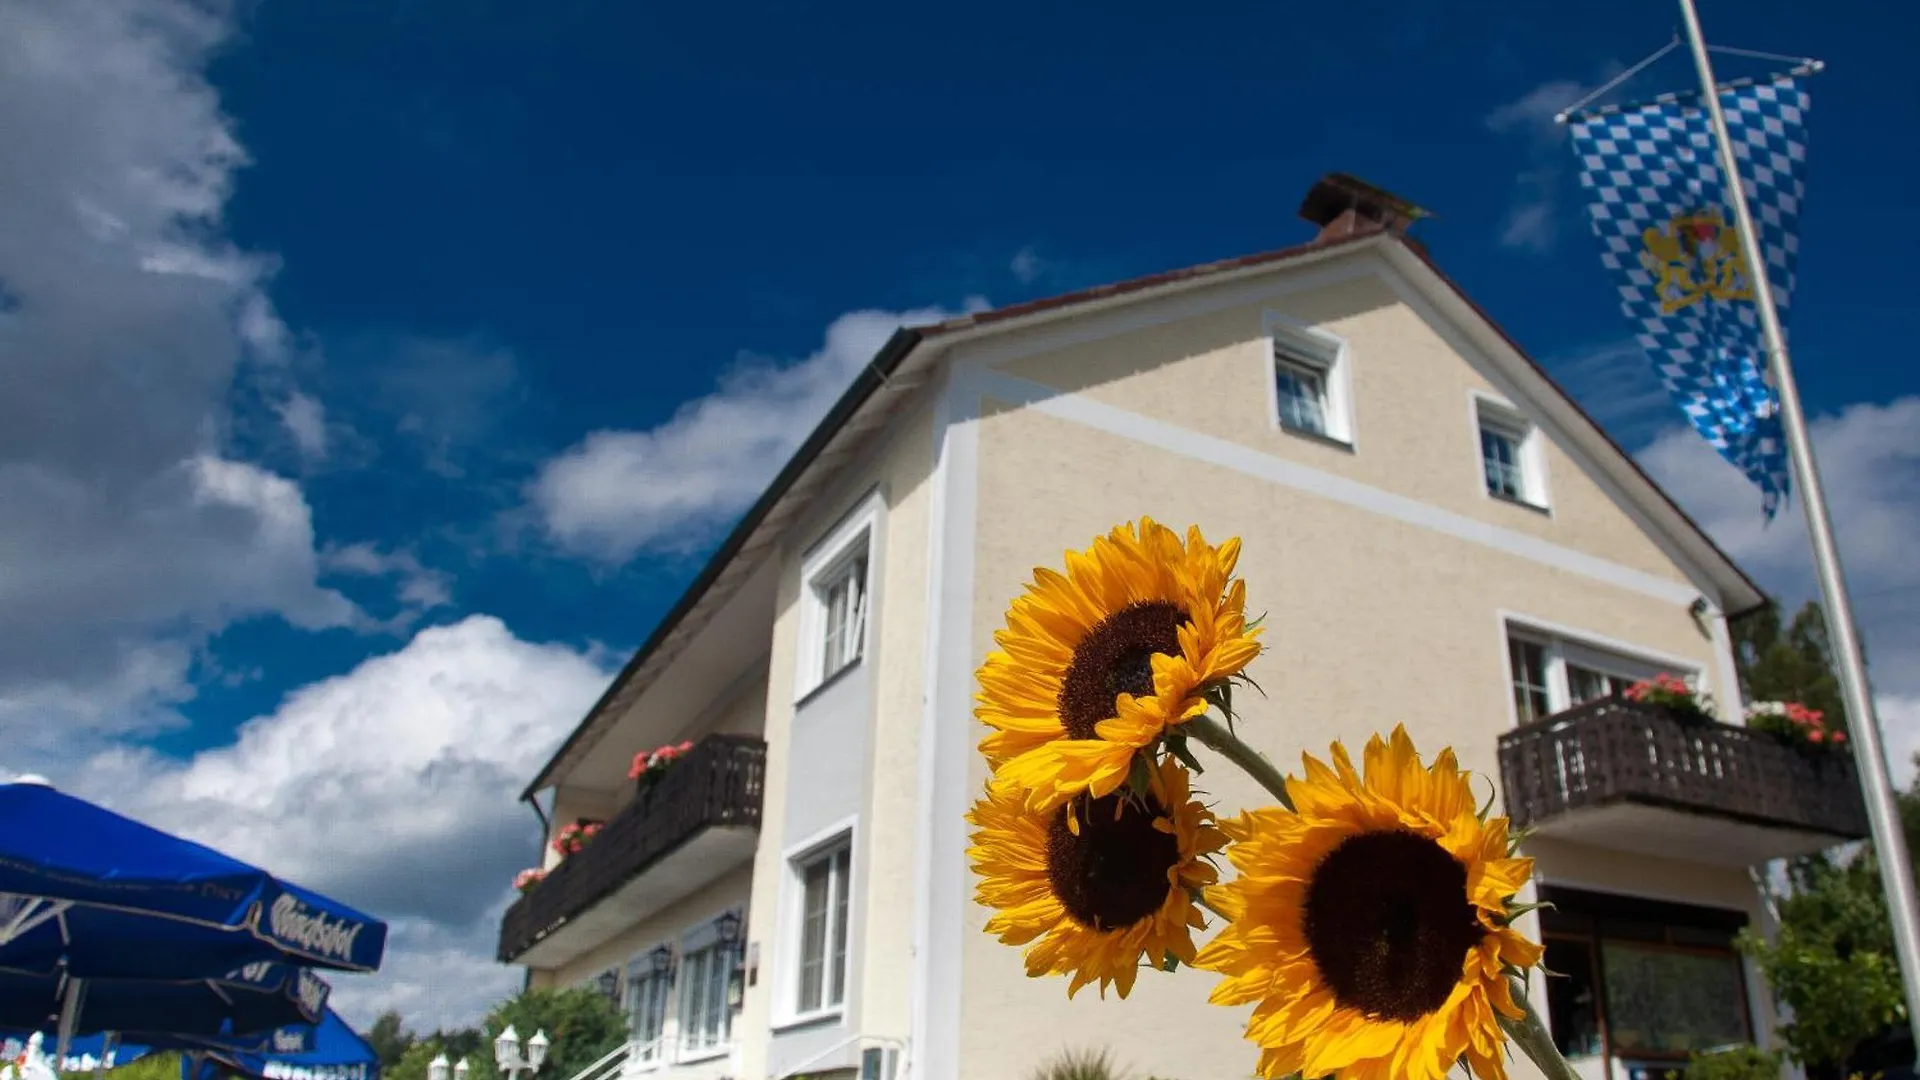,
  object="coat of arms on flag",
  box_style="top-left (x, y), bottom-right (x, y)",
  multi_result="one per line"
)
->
top-left (1569, 75), bottom-right (1809, 518)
